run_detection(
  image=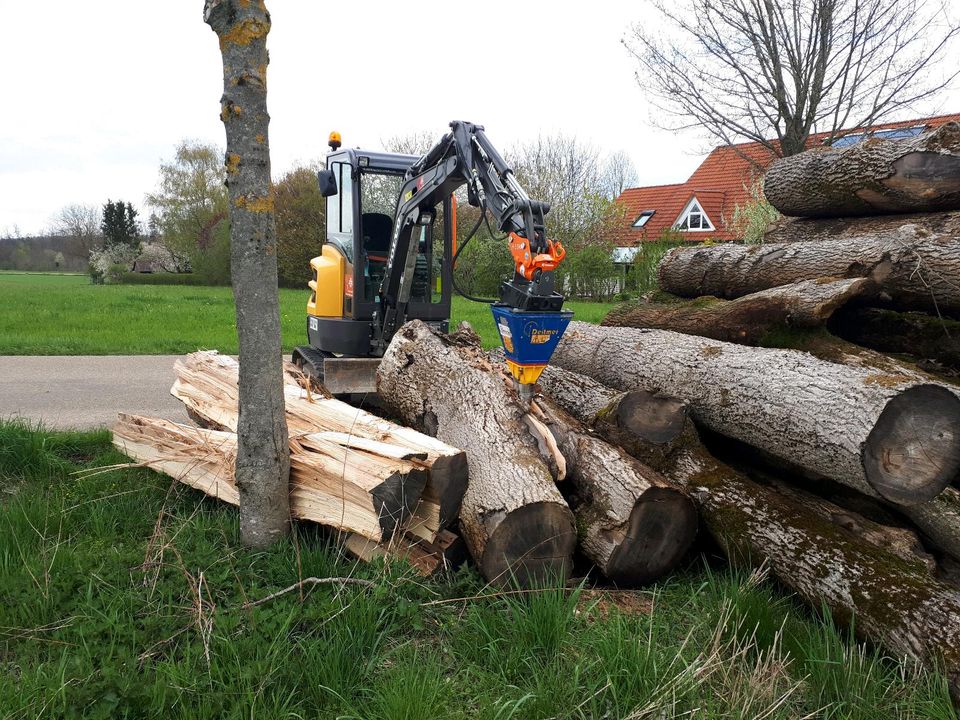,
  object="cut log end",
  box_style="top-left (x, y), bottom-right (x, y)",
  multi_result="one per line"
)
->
top-left (616, 391), bottom-right (688, 445)
top-left (480, 501), bottom-right (577, 588)
top-left (864, 384), bottom-right (960, 504)
top-left (605, 486), bottom-right (698, 587)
